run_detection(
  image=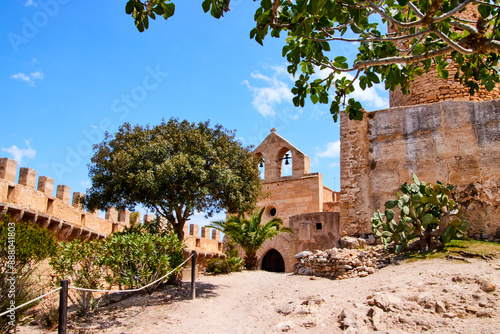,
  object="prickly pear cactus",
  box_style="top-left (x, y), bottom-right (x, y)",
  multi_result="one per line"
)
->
top-left (371, 174), bottom-right (469, 252)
